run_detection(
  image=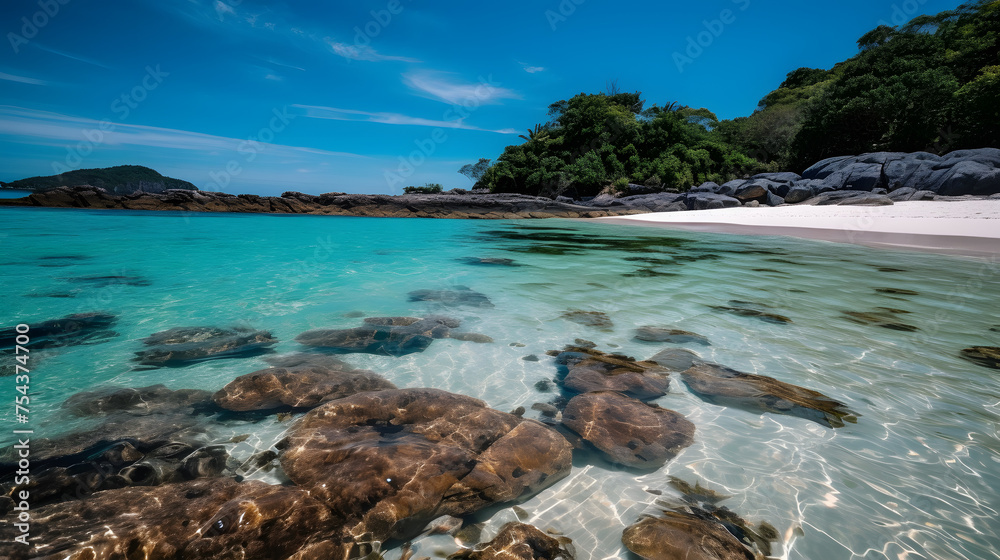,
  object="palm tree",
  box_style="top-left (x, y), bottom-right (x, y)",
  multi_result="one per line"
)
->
top-left (519, 124), bottom-right (549, 141)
